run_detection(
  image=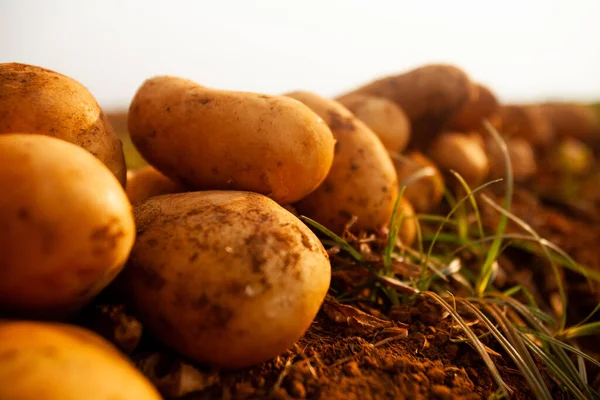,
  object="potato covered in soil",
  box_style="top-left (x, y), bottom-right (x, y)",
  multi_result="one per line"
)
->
top-left (284, 91), bottom-right (398, 234)
top-left (0, 134), bottom-right (135, 319)
top-left (336, 93), bottom-right (411, 153)
top-left (446, 83), bottom-right (500, 131)
top-left (128, 76), bottom-right (335, 204)
top-left (393, 152), bottom-right (445, 213)
top-left (126, 165), bottom-right (185, 205)
top-left (0, 63), bottom-right (126, 185)
top-left (539, 102), bottom-right (600, 144)
top-left (125, 191), bottom-right (331, 369)
top-left (428, 132), bottom-right (490, 187)
top-left (0, 321), bottom-right (161, 400)
top-left (500, 105), bottom-right (554, 148)
top-left (485, 136), bottom-right (537, 181)
top-left (339, 64), bottom-right (472, 149)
